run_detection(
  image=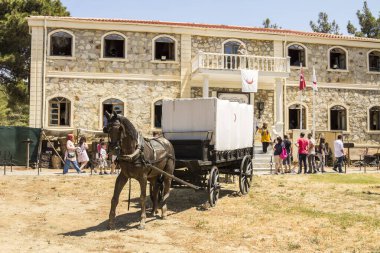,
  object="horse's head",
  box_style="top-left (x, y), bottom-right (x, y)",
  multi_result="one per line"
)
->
top-left (103, 111), bottom-right (122, 154)
top-left (103, 111), bottom-right (138, 156)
